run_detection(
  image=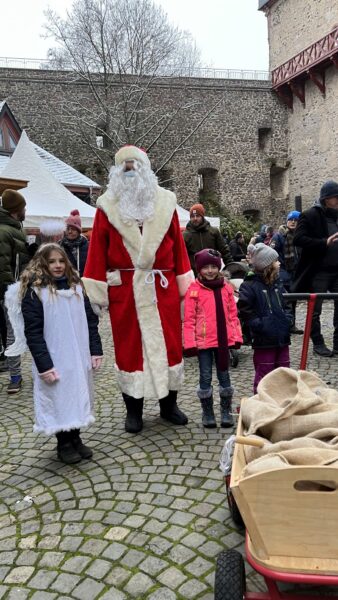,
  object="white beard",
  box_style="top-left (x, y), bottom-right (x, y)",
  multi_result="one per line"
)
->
top-left (107, 162), bottom-right (158, 224)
